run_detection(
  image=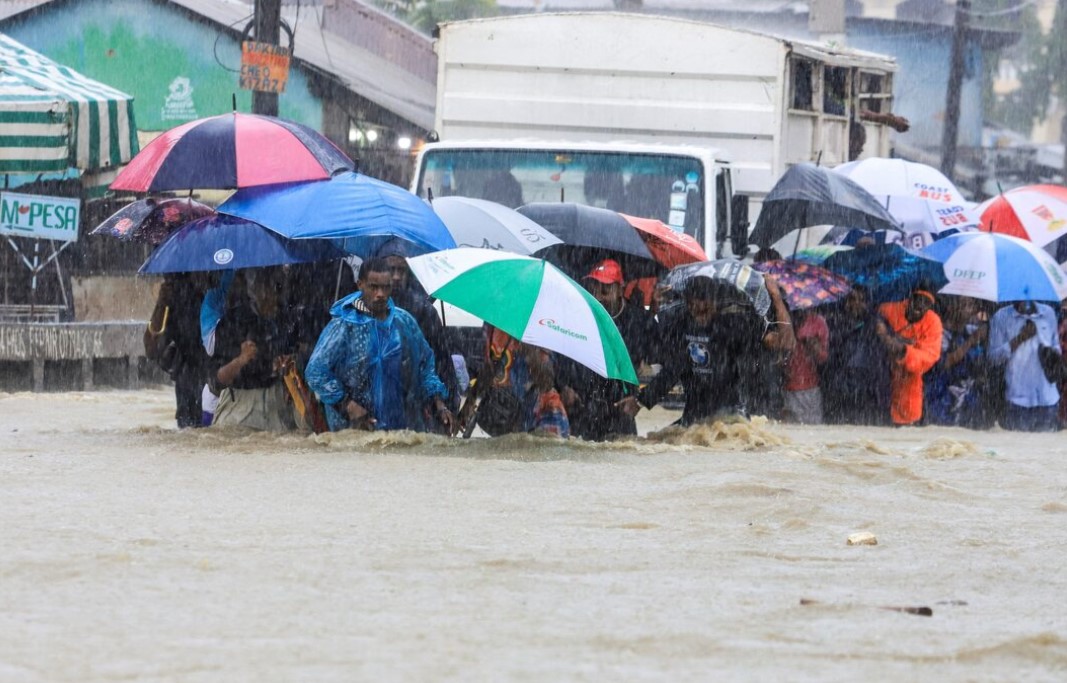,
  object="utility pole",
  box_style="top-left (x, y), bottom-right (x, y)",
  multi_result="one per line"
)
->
top-left (940, 0), bottom-right (971, 182)
top-left (1060, 0), bottom-right (1067, 183)
top-left (252, 0), bottom-right (282, 116)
